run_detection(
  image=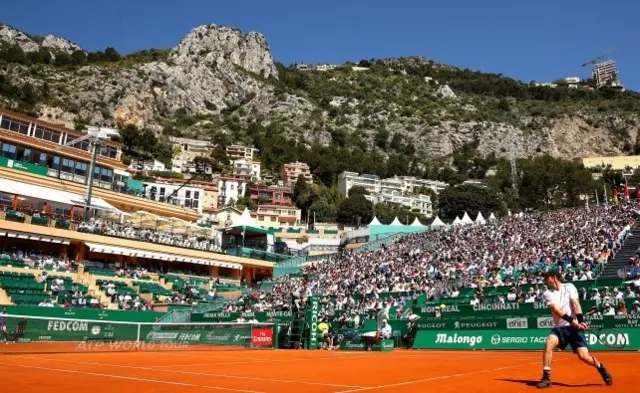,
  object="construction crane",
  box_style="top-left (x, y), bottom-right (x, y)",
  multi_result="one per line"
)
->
top-left (581, 48), bottom-right (617, 67)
